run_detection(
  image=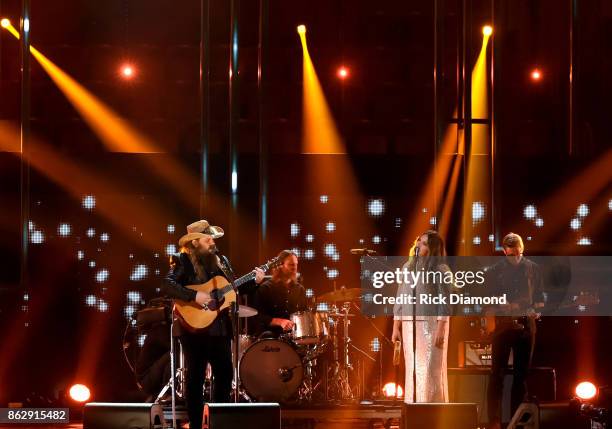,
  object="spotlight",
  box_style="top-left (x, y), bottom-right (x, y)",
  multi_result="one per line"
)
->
top-left (482, 25), bottom-right (493, 36)
top-left (0, 18), bottom-right (10, 28)
top-left (337, 66), bottom-right (349, 79)
top-left (576, 381), bottom-right (598, 401)
top-left (382, 382), bottom-right (403, 398)
top-left (120, 64), bottom-right (135, 79)
top-left (297, 25), bottom-right (306, 35)
top-left (69, 384), bottom-right (91, 403)
top-left (530, 68), bottom-right (542, 81)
